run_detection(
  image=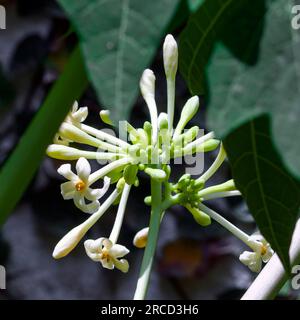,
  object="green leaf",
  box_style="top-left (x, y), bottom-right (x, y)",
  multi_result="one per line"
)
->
top-left (0, 47), bottom-right (88, 225)
top-left (179, 0), bottom-right (300, 269)
top-left (224, 117), bottom-right (300, 271)
top-left (207, 0), bottom-right (300, 180)
top-left (179, 0), bottom-right (266, 95)
top-left (58, 0), bottom-right (181, 121)
top-left (187, 0), bottom-right (204, 12)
